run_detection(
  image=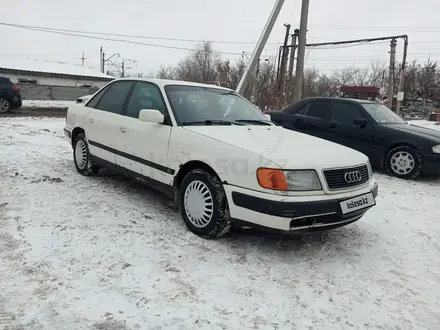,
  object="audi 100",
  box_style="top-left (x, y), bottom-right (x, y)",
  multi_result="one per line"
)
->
top-left (64, 78), bottom-right (379, 238)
